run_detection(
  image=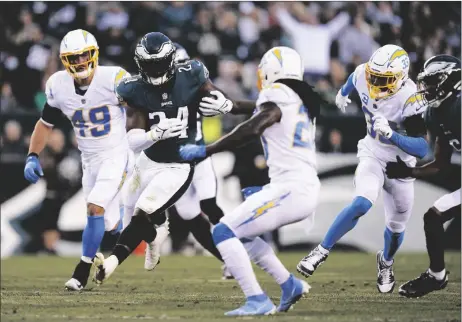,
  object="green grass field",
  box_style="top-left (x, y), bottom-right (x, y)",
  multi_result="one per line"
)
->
top-left (1, 252), bottom-right (460, 322)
